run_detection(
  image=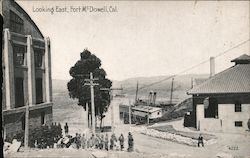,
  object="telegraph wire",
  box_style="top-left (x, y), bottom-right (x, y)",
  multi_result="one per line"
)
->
top-left (214, 39), bottom-right (250, 58)
top-left (135, 38), bottom-right (250, 91)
